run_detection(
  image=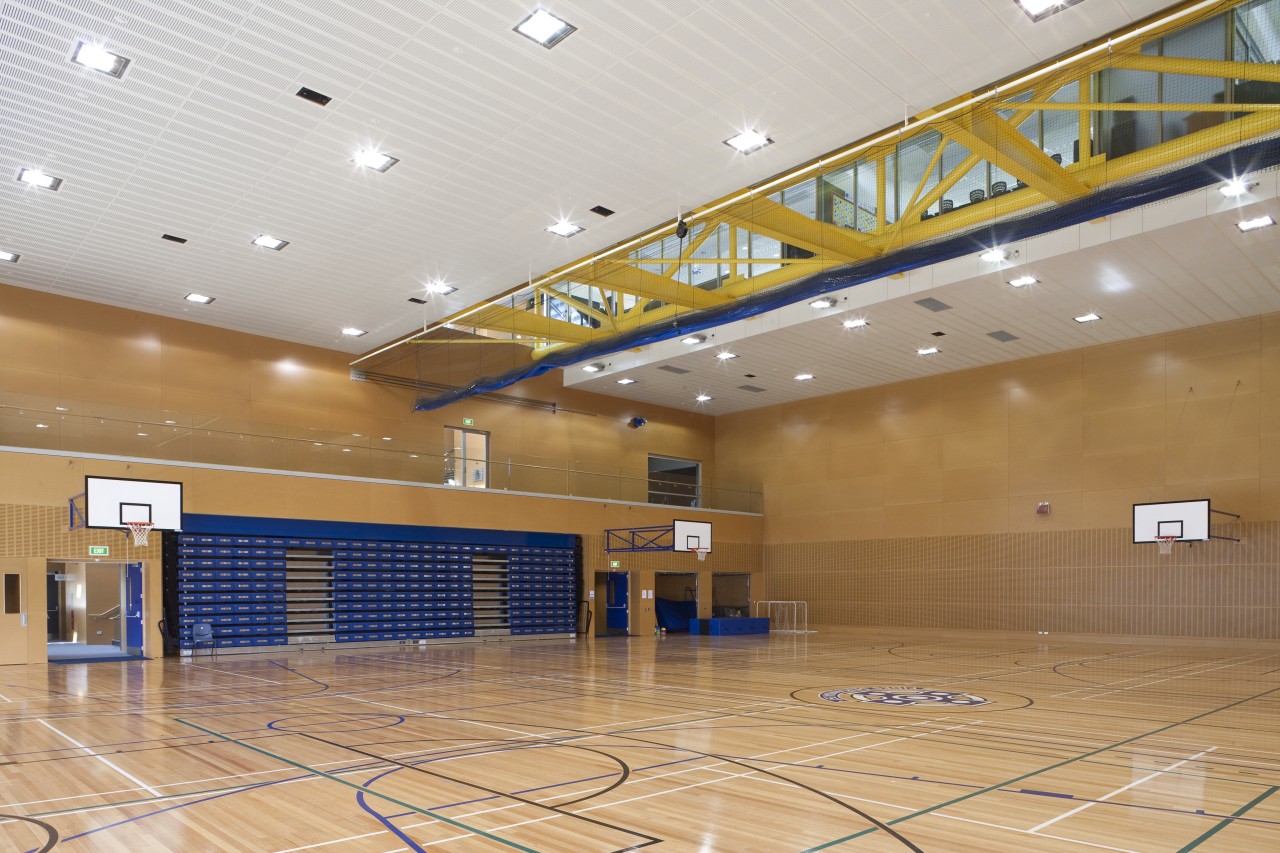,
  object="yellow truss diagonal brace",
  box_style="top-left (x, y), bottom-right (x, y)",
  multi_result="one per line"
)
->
top-left (1110, 54), bottom-right (1280, 84)
top-left (593, 265), bottom-right (732, 310)
top-left (940, 106), bottom-right (1091, 204)
top-left (722, 196), bottom-right (877, 262)
top-left (537, 286), bottom-right (616, 329)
